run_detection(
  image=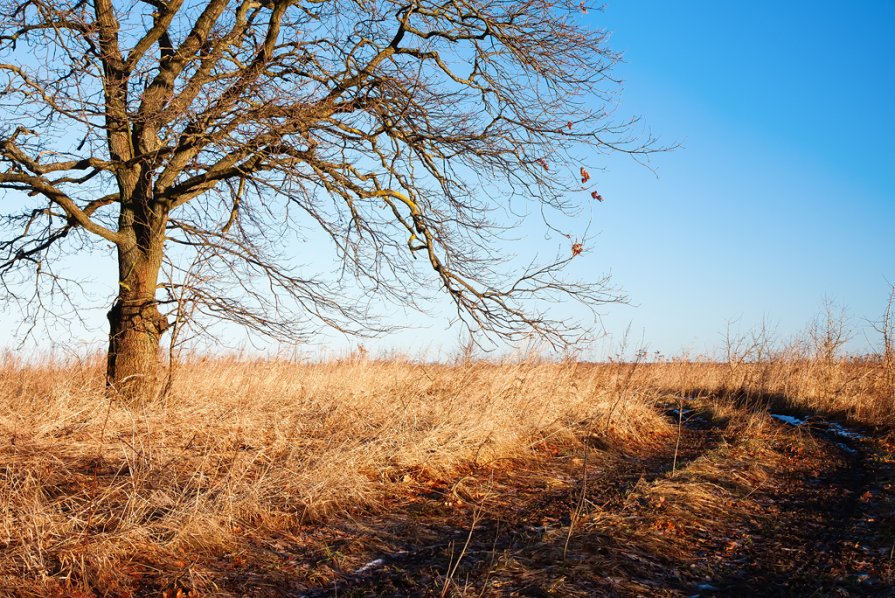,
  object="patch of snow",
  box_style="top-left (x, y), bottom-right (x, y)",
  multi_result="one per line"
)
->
top-left (669, 408), bottom-right (694, 418)
top-left (835, 442), bottom-right (858, 455)
top-left (827, 422), bottom-right (865, 440)
top-left (770, 413), bottom-right (807, 427)
top-left (353, 558), bottom-right (385, 574)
